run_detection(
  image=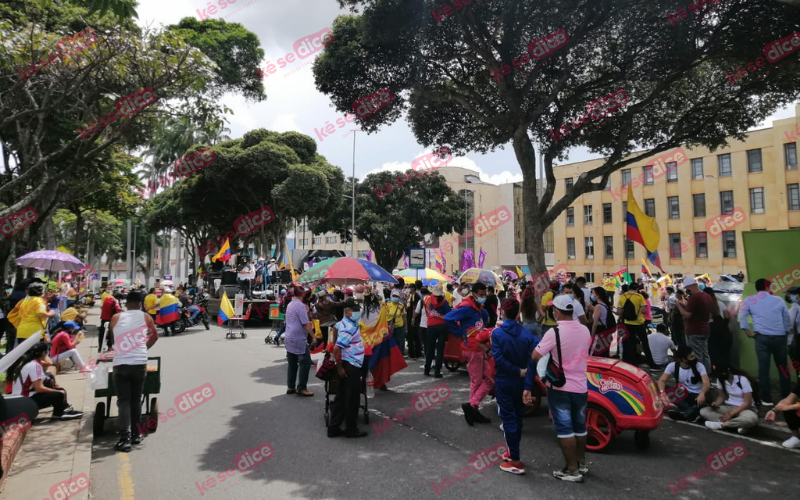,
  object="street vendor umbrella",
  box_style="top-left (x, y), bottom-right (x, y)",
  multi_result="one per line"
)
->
top-left (297, 257), bottom-right (398, 287)
top-left (15, 249), bottom-right (85, 273)
top-left (458, 268), bottom-right (503, 289)
top-left (394, 268), bottom-right (453, 286)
